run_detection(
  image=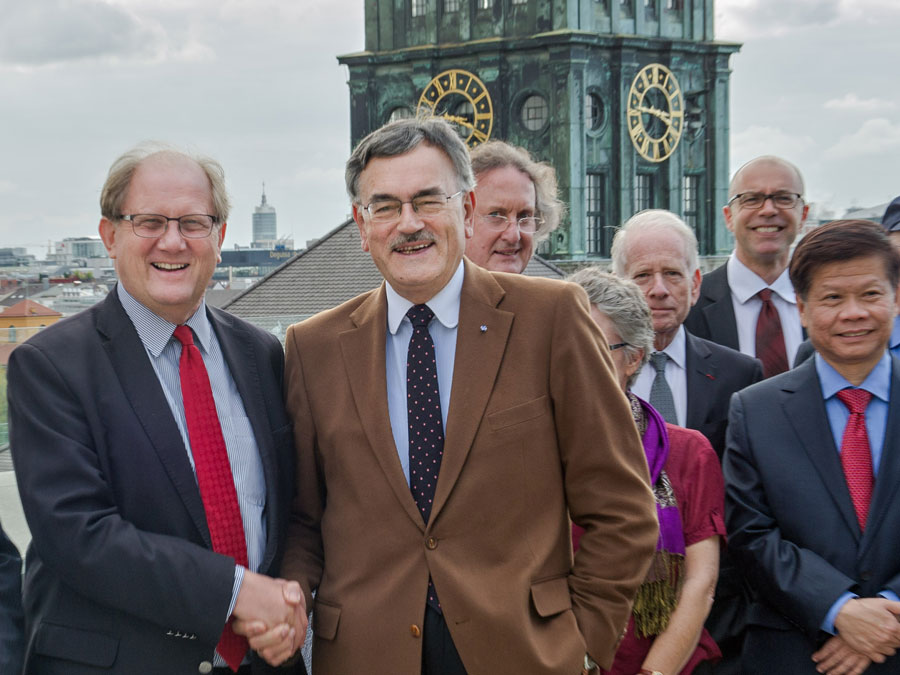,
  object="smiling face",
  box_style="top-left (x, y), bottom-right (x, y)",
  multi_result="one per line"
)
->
top-left (798, 255), bottom-right (899, 385)
top-left (724, 158), bottom-right (808, 279)
top-left (352, 142), bottom-right (474, 304)
top-left (466, 165), bottom-right (536, 274)
top-left (621, 227), bottom-right (701, 350)
top-left (98, 154), bottom-right (225, 325)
